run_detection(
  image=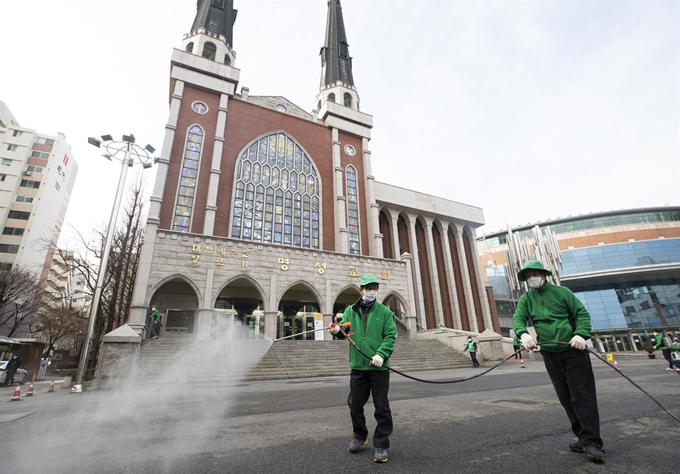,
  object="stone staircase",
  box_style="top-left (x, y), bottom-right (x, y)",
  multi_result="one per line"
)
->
top-left (136, 335), bottom-right (472, 383)
top-left (243, 339), bottom-right (472, 380)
